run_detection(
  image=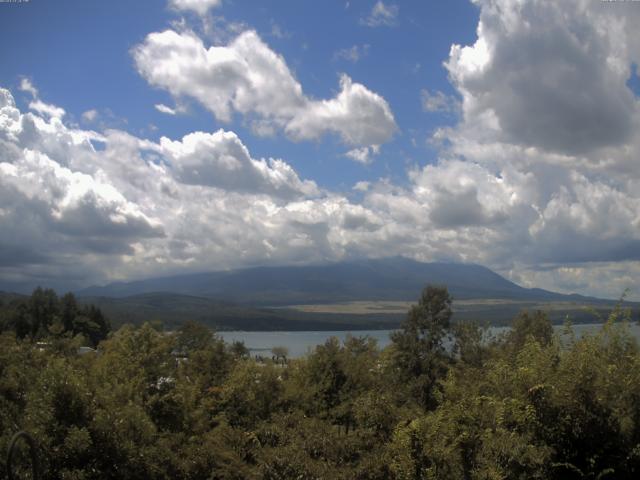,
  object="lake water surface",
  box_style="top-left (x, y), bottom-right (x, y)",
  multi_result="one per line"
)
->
top-left (219, 322), bottom-right (640, 358)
